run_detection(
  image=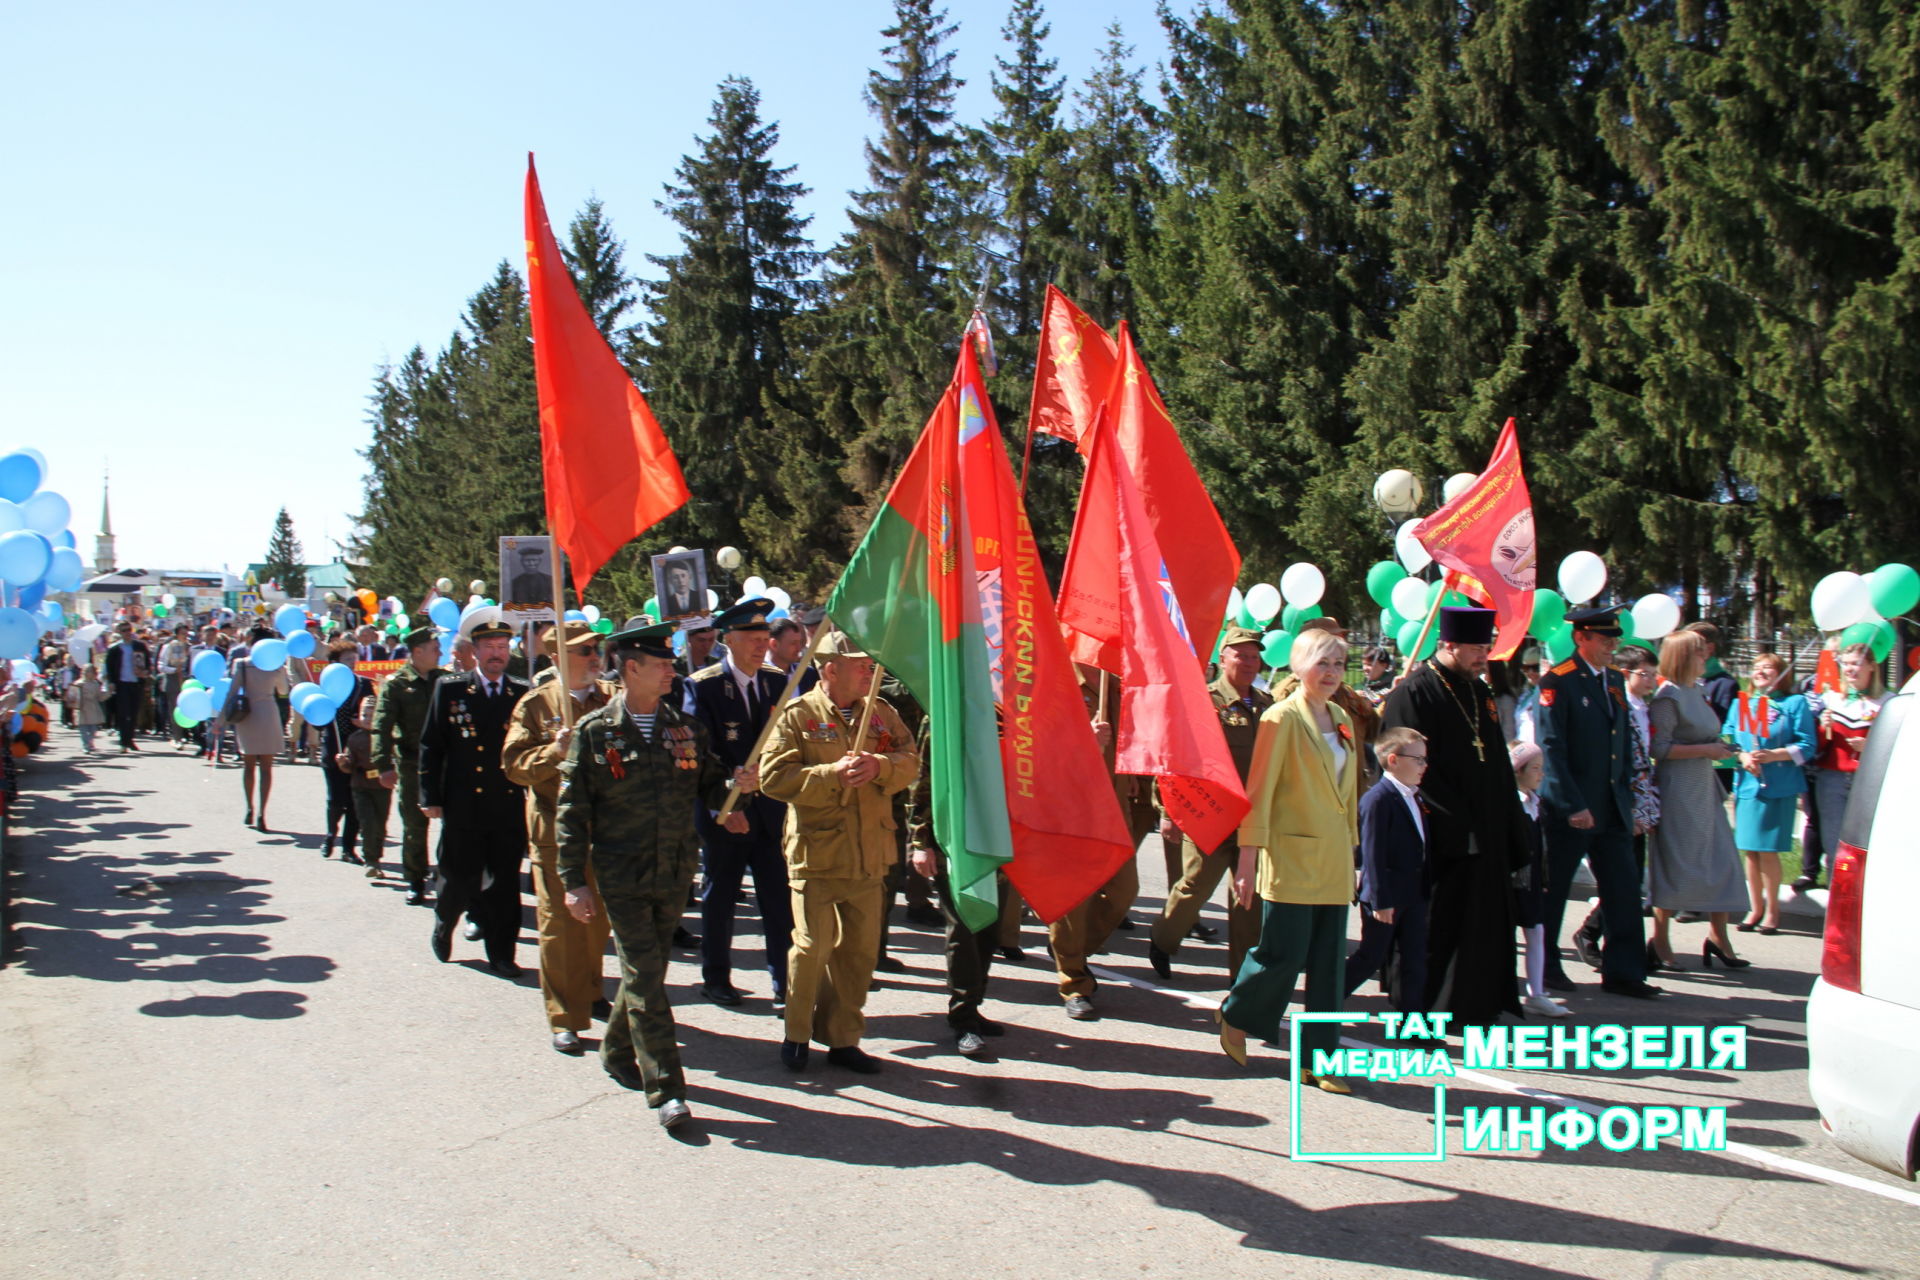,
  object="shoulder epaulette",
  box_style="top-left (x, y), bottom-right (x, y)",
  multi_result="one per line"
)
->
top-left (1550, 659), bottom-right (1578, 676)
top-left (688, 665), bottom-right (724, 683)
